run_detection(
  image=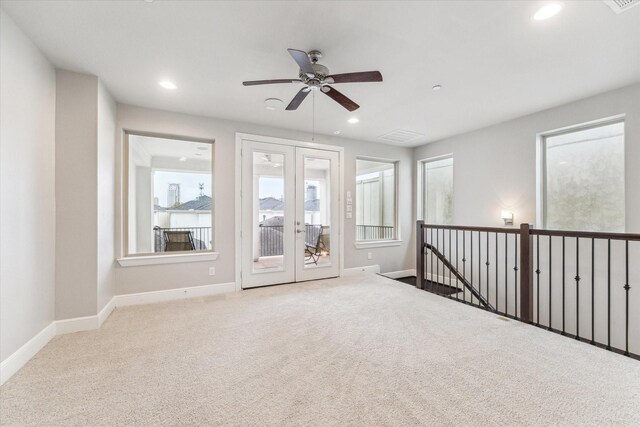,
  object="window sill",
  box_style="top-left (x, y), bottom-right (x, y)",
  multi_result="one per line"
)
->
top-left (354, 240), bottom-right (403, 249)
top-left (117, 252), bottom-right (219, 267)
